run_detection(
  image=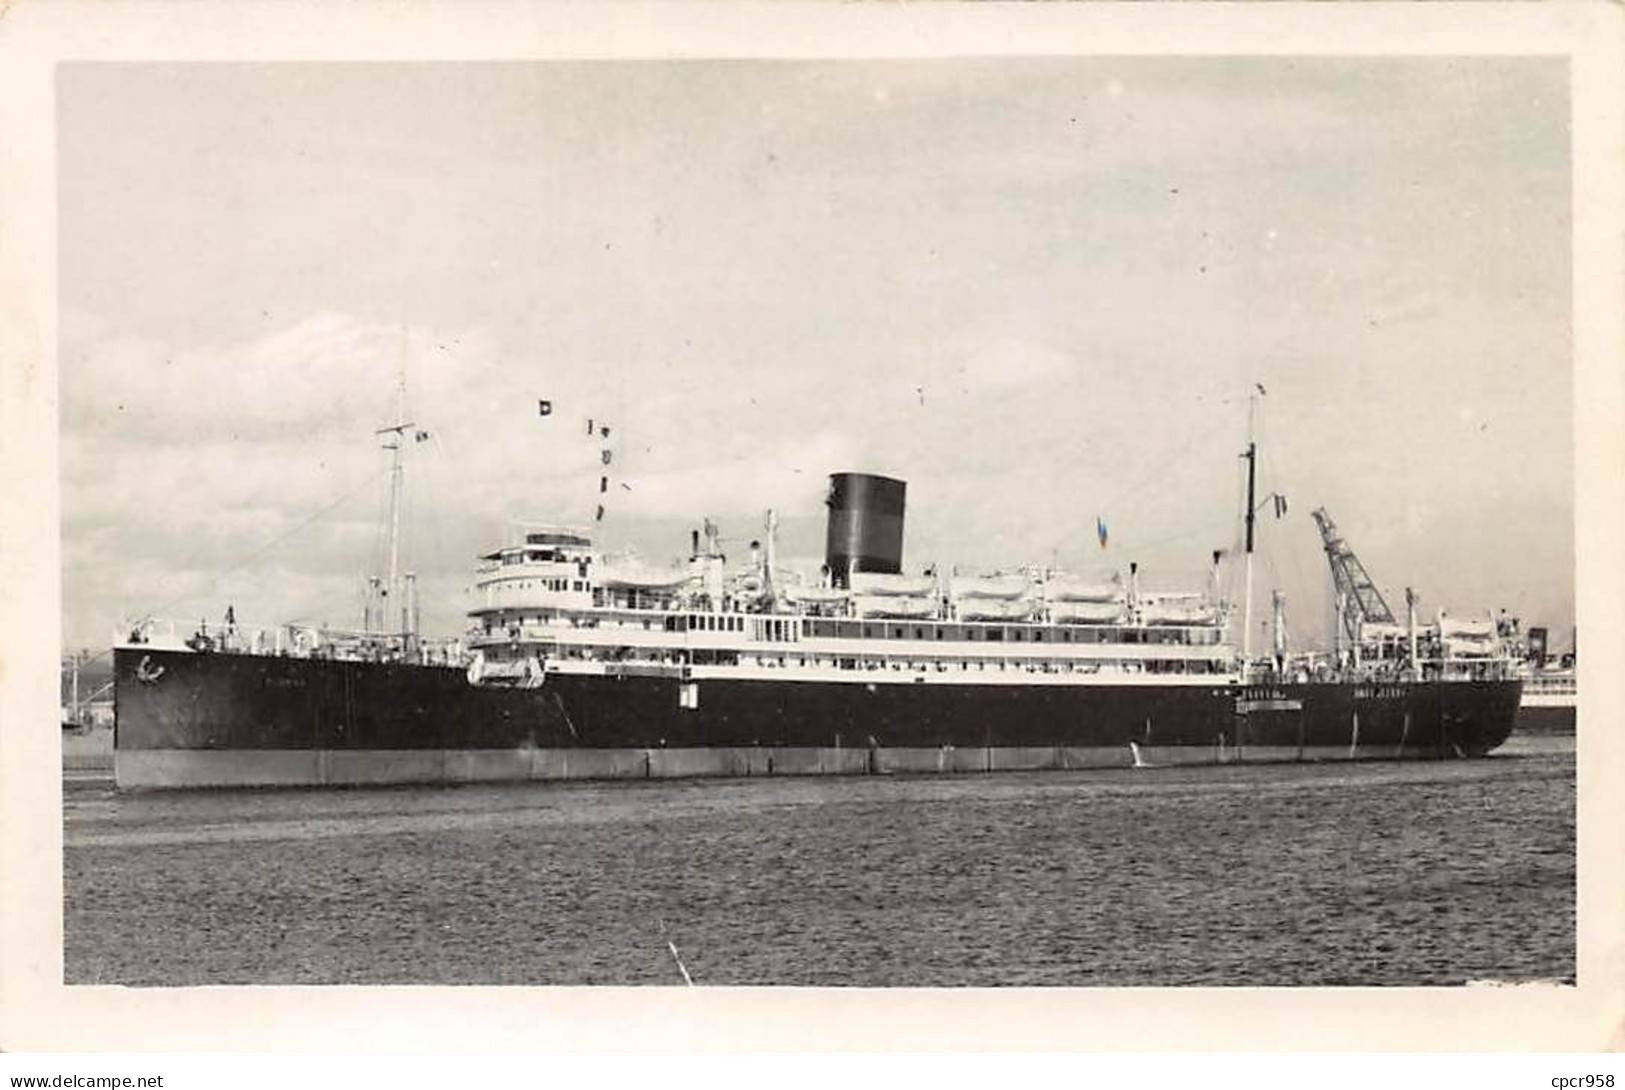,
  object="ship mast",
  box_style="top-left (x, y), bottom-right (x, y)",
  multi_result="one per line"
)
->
top-left (374, 342), bottom-right (415, 636)
top-left (1240, 391), bottom-right (1258, 668)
